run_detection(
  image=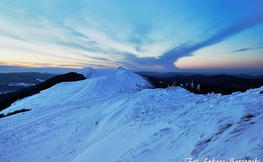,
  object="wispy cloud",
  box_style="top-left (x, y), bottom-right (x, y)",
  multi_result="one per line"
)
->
top-left (232, 45), bottom-right (263, 52)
